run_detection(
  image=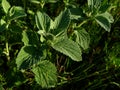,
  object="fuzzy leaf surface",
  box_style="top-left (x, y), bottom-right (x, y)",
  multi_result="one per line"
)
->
top-left (74, 28), bottom-right (90, 50)
top-left (51, 38), bottom-right (82, 61)
top-left (32, 60), bottom-right (57, 88)
top-left (51, 9), bottom-right (71, 36)
top-left (16, 46), bottom-right (45, 69)
top-left (36, 11), bottom-right (51, 32)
